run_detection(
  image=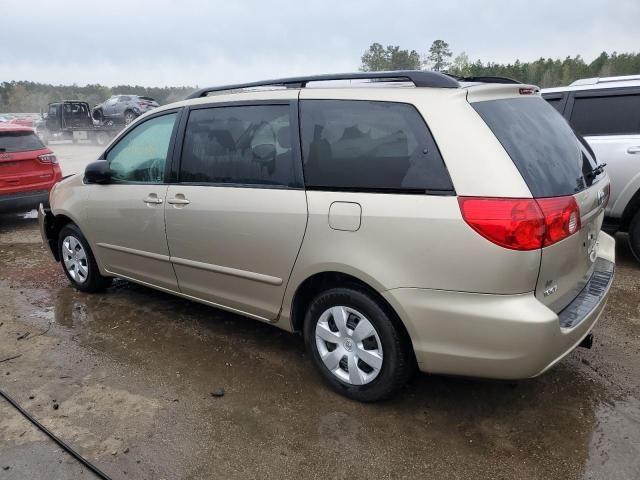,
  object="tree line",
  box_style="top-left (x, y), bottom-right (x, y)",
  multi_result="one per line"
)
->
top-left (361, 41), bottom-right (640, 87)
top-left (3, 42), bottom-right (639, 113)
top-left (0, 82), bottom-right (197, 113)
